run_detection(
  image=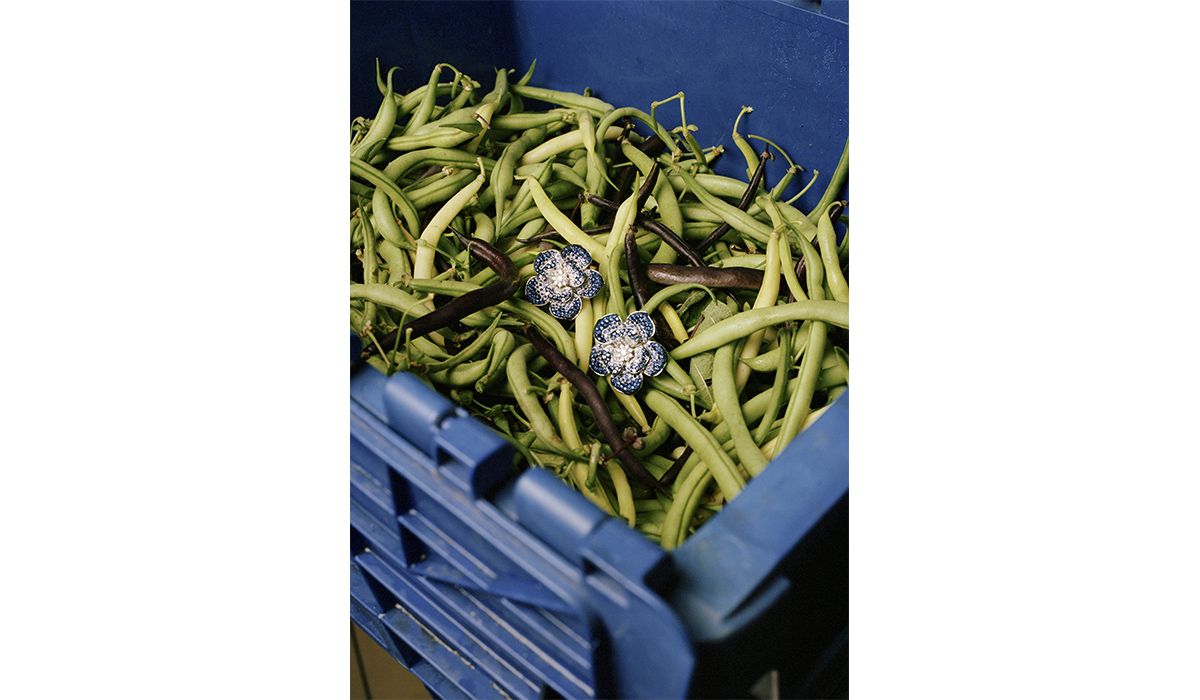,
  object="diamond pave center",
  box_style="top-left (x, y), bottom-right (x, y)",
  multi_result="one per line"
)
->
top-left (608, 337), bottom-right (640, 371)
top-left (545, 265), bottom-right (575, 291)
